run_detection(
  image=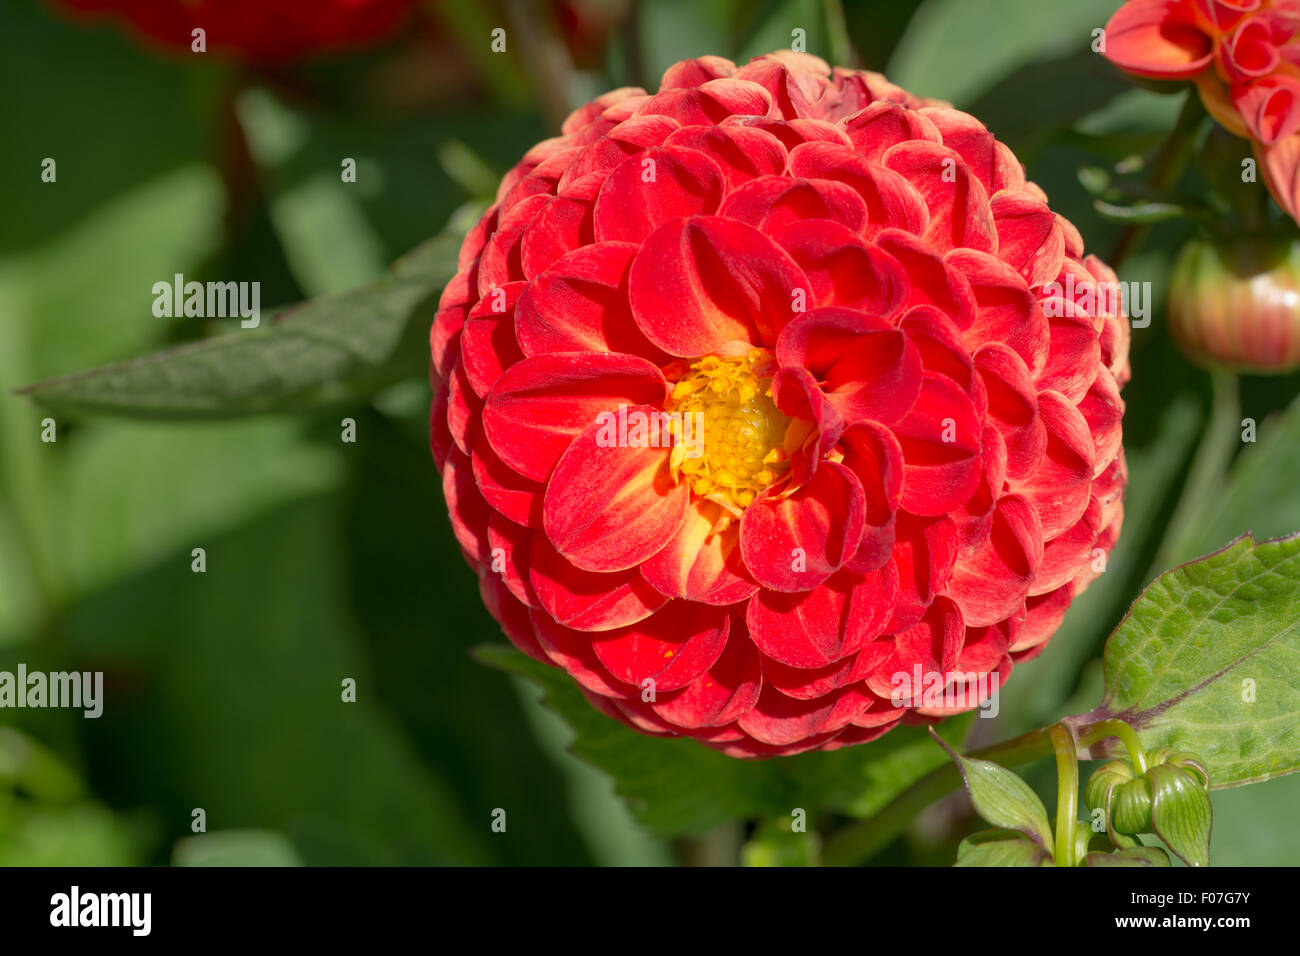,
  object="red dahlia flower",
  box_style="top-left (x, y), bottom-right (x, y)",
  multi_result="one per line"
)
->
top-left (1103, 0), bottom-right (1300, 223)
top-left (431, 52), bottom-right (1130, 758)
top-left (50, 0), bottom-right (418, 62)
